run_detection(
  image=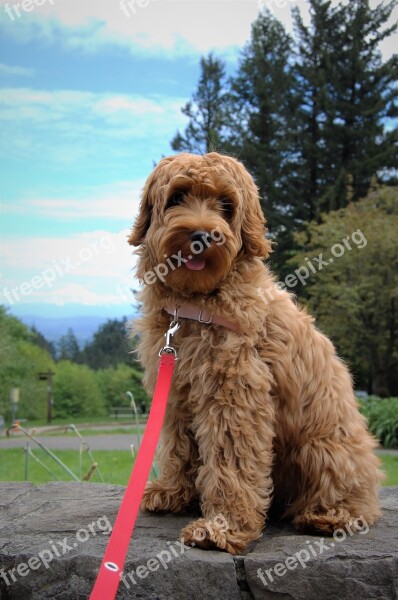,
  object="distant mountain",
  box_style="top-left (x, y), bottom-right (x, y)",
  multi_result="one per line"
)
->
top-left (20, 315), bottom-right (111, 347)
top-left (9, 303), bottom-right (139, 347)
